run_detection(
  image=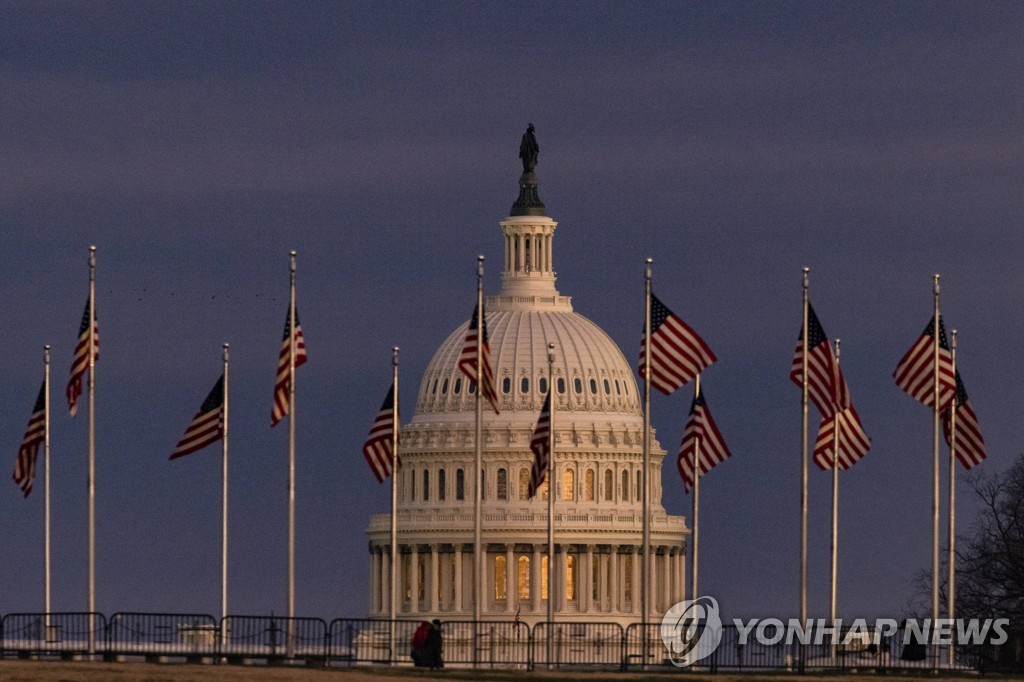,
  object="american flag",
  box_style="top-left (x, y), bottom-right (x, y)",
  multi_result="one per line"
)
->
top-left (458, 302), bottom-right (499, 415)
top-left (813, 406), bottom-right (871, 470)
top-left (170, 375), bottom-right (225, 459)
top-left (942, 371), bottom-right (986, 469)
top-left (13, 382), bottom-right (46, 498)
top-left (271, 304), bottom-right (308, 427)
top-left (362, 385), bottom-right (400, 483)
top-left (789, 303), bottom-right (847, 419)
top-left (677, 389), bottom-right (731, 493)
top-left (639, 293), bottom-right (716, 395)
top-left (894, 314), bottom-right (956, 409)
top-left (67, 299), bottom-right (98, 417)
top-left (527, 392), bottom-right (551, 498)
